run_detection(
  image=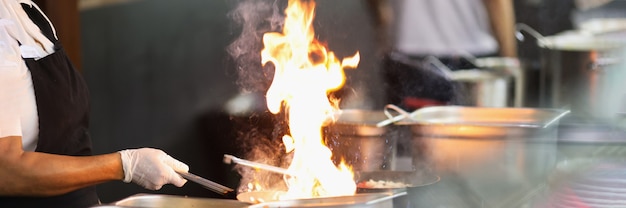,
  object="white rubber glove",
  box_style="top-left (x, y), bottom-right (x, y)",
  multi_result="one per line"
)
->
top-left (119, 148), bottom-right (189, 190)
